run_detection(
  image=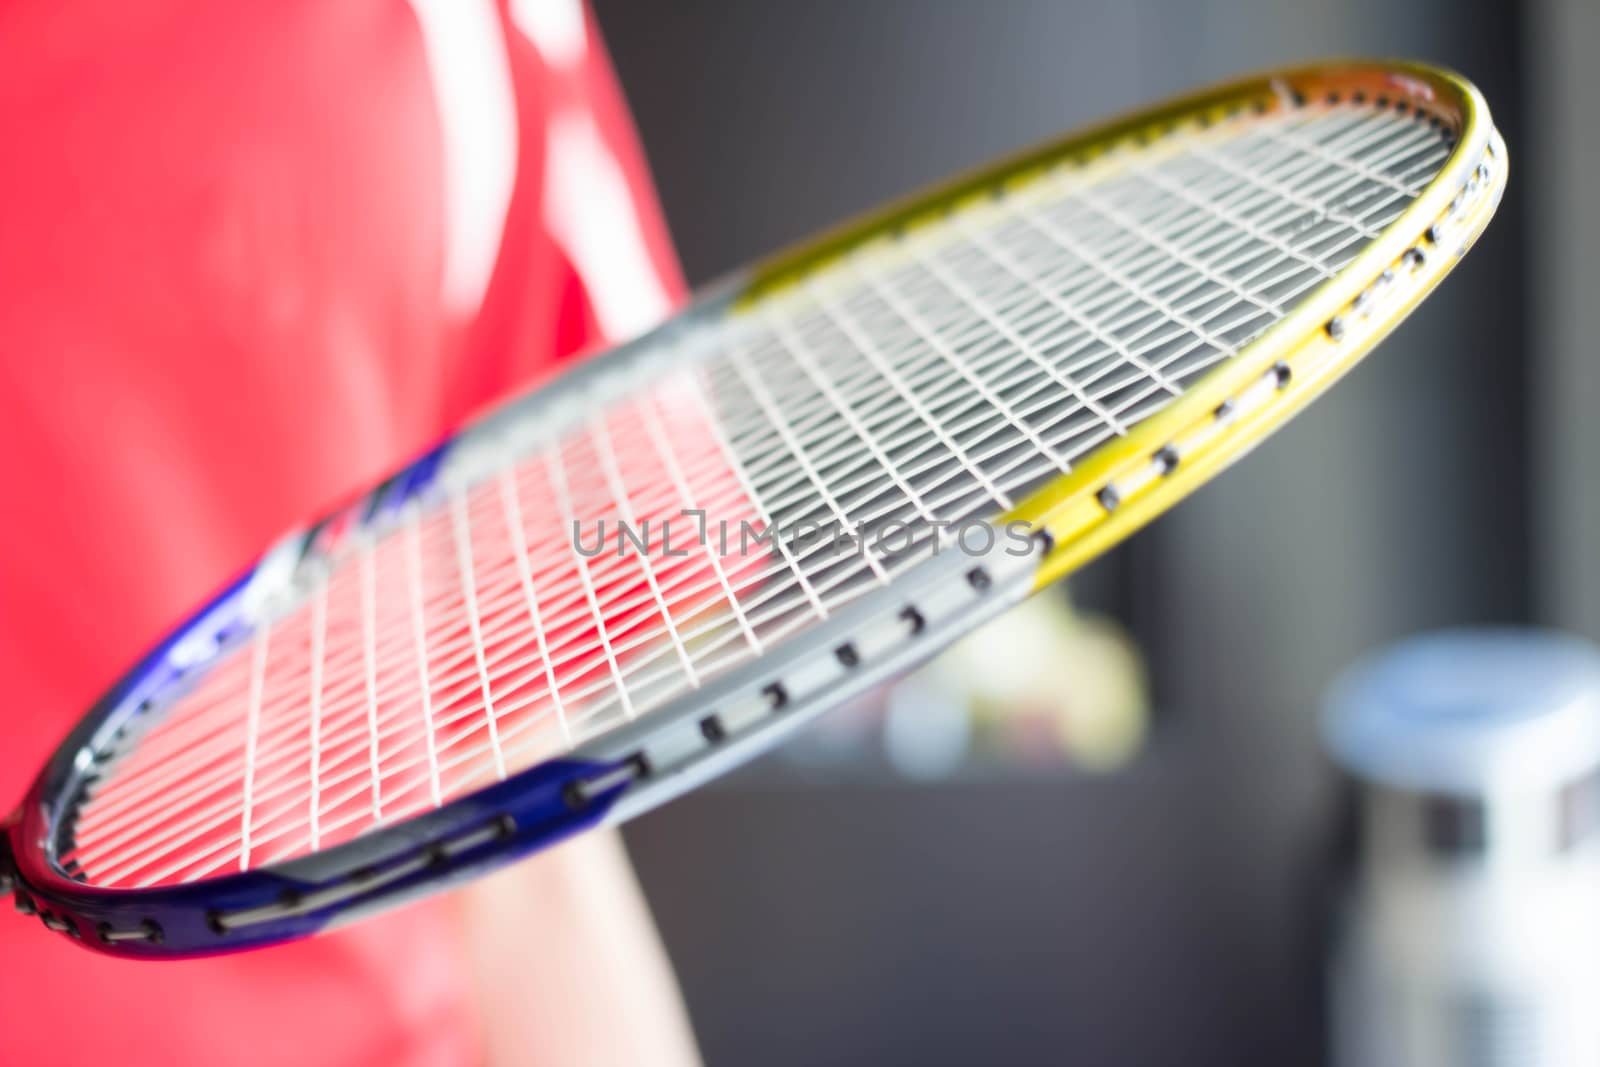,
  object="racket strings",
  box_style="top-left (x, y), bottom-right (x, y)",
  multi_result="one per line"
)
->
top-left (64, 102), bottom-right (1451, 886)
top-left (68, 106), bottom-right (1440, 883)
